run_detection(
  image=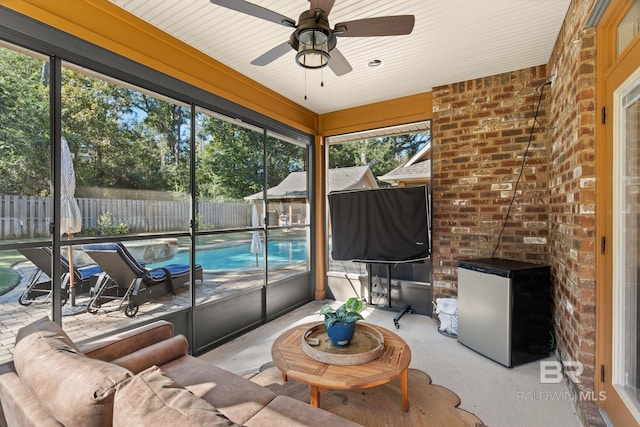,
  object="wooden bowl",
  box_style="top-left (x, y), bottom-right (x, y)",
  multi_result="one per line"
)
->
top-left (301, 322), bottom-right (384, 365)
